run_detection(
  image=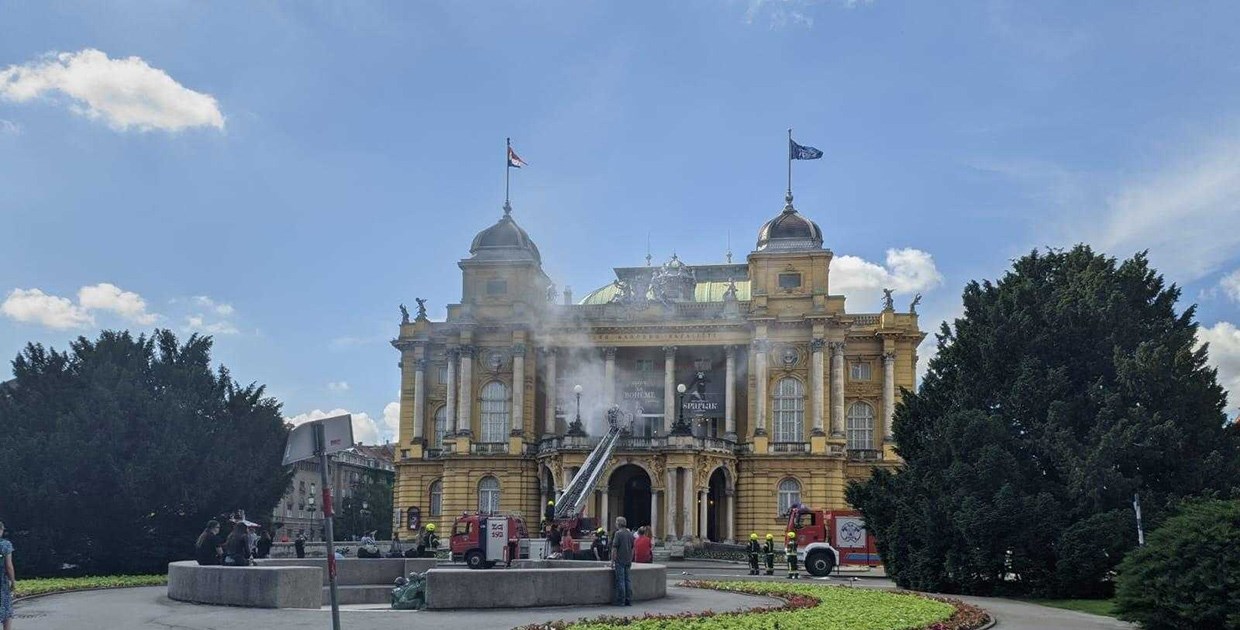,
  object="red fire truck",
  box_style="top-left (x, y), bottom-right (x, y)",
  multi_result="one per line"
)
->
top-left (785, 506), bottom-right (881, 576)
top-left (449, 513), bottom-right (529, 569)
